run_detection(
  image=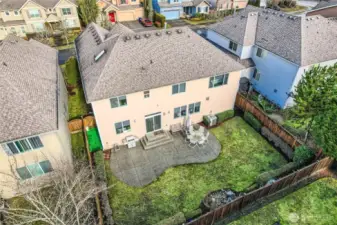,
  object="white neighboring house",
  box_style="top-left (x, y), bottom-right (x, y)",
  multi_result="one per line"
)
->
top-left (0, 35), bottom-right (72, 199)
top-left (206, 5), bottom-right (337, 108)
